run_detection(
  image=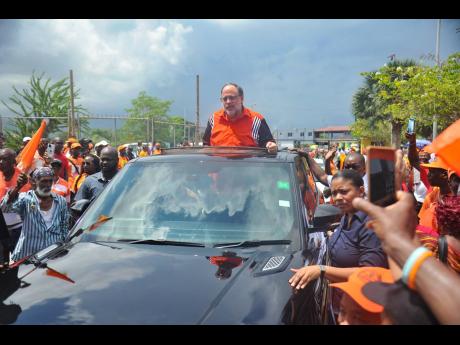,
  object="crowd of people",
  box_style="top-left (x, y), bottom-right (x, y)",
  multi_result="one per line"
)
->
top-left (289, 123), bottom-right (460, 325)
top-left (0, 135), bottom-right (167, 266)
top-left (1, 82), bottom-right (460, 325)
